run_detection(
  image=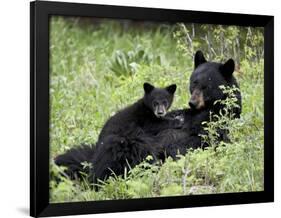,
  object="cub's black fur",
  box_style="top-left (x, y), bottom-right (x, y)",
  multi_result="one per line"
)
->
top-left (159, 50), bottom-right (242, 158)
top-left (55, 83), bottom-right (182, 182)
